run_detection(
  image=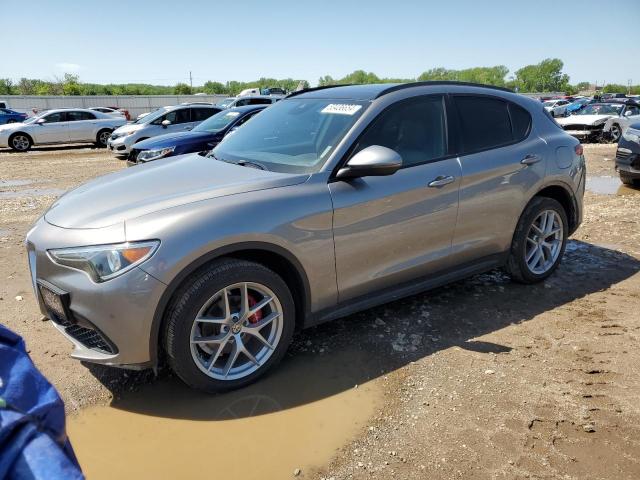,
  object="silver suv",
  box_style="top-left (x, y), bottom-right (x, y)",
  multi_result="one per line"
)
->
top-left (107, 103), bottom-right (221, 156)
top-left (26, 83), bottom-right (585, 392)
